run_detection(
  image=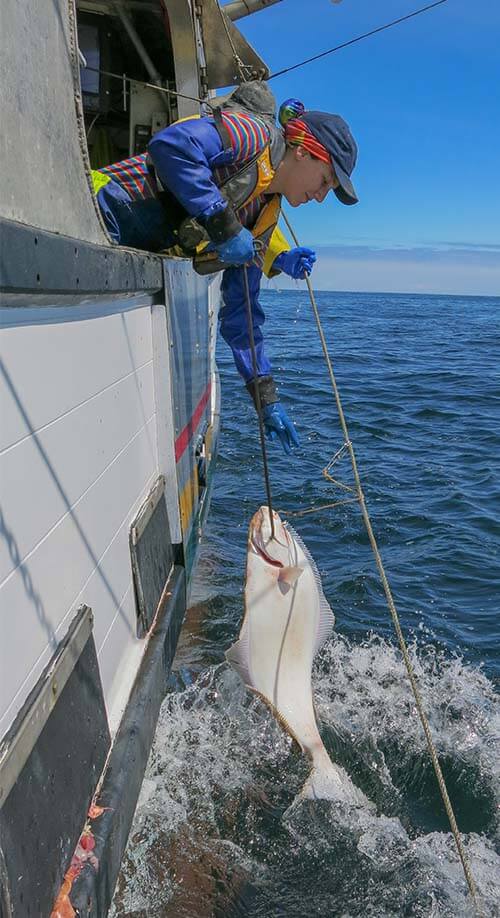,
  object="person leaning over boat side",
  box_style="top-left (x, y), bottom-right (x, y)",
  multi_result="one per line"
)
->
top-left (92, 84), bottom-right (359, 454)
